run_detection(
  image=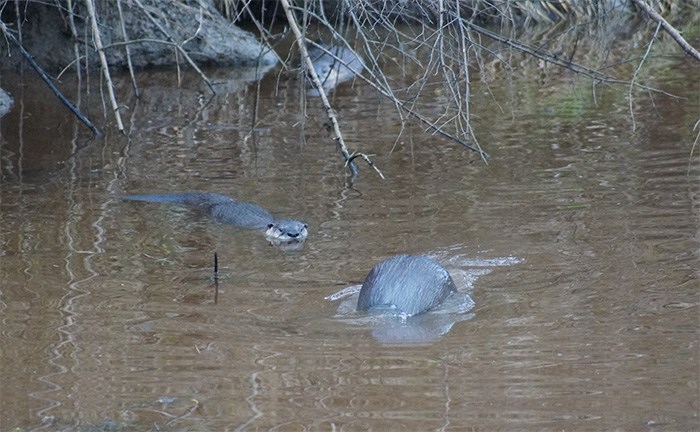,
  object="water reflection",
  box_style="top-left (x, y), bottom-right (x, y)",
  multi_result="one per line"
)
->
top-left (267, 236), bottom-right (307, 251)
